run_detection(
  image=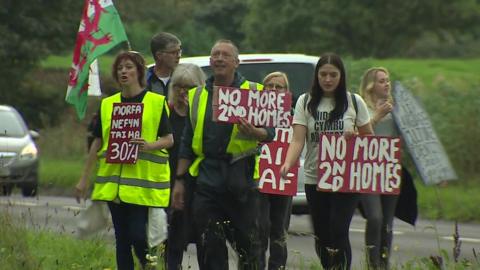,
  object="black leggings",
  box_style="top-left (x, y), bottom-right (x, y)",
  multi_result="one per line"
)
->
top-left (305, 184), bottom-right (359, 270)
